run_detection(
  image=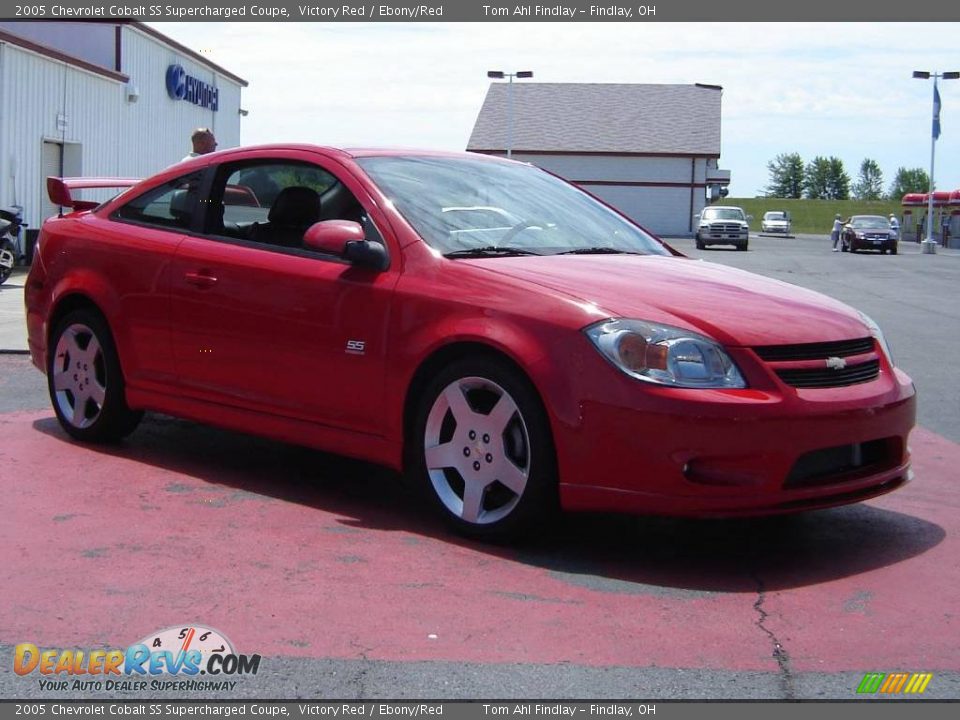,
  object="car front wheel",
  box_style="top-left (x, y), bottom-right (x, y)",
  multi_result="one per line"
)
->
top-left (48, 310), bottom-right (143, 442)
top-left (412, 356), bottom-right (557, 539)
